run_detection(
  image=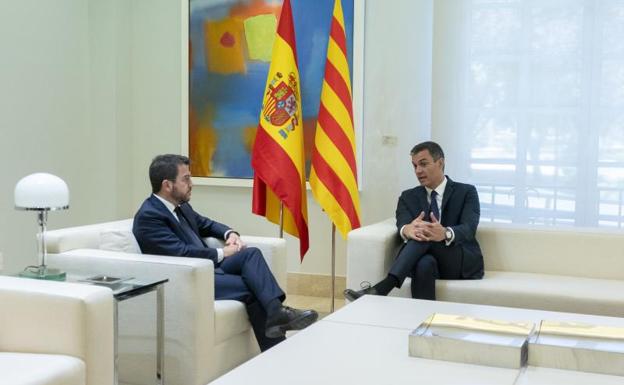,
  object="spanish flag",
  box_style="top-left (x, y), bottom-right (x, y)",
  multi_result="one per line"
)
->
top-left (310, 0), bottom-right (361, 238)
top-left (252, 0), bottom-right (309, 259)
